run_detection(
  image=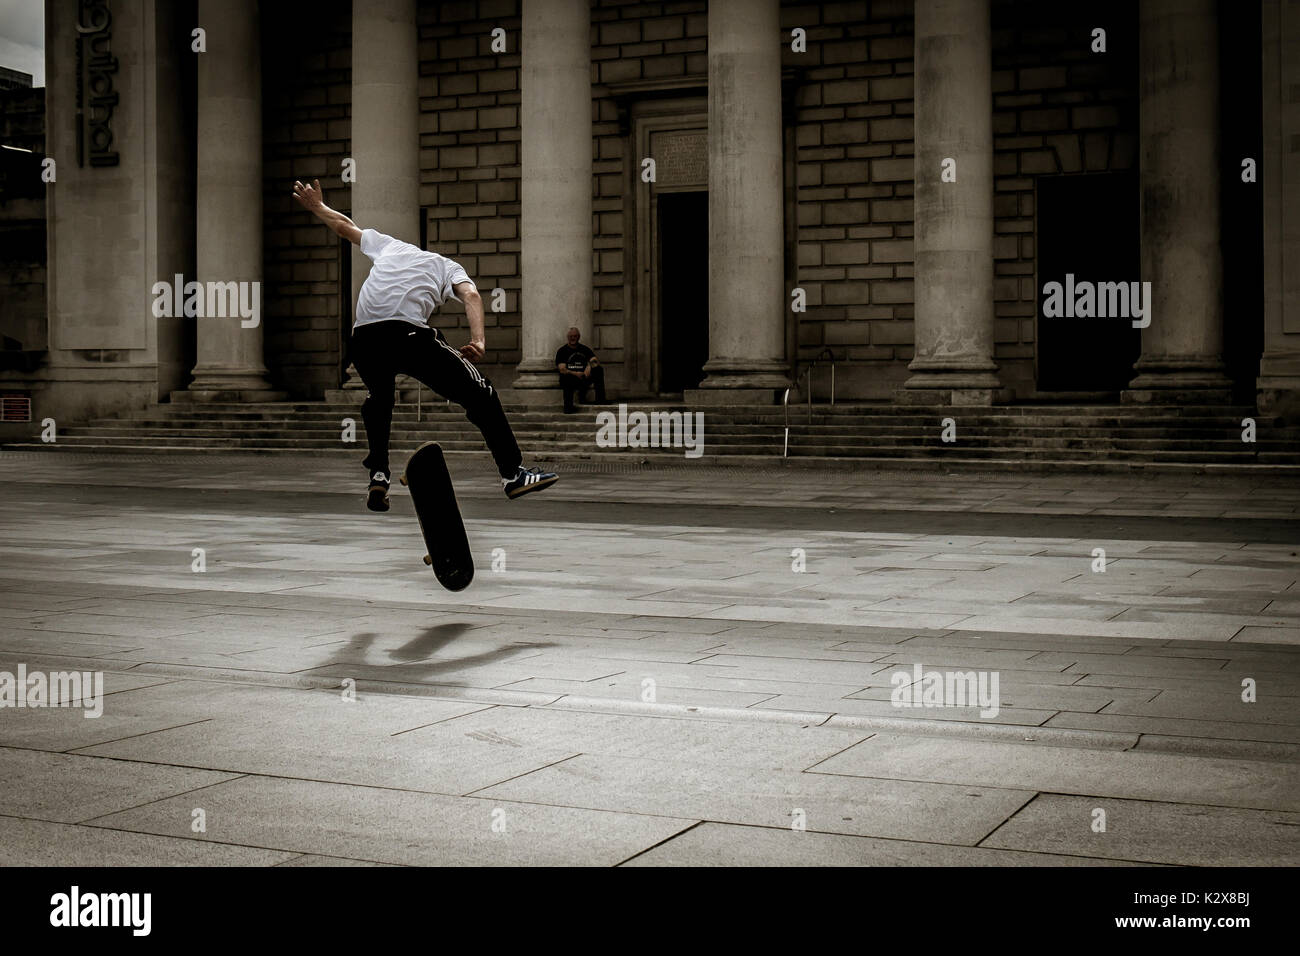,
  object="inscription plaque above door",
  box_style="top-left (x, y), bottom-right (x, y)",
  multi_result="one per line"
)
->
top-left (651, 130), bottom-right (706, 188)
